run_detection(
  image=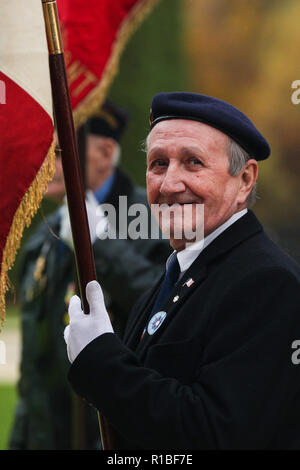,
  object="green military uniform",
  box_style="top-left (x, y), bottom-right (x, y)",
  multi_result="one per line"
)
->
top-left (9, 167), bottom-right (171, 449)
